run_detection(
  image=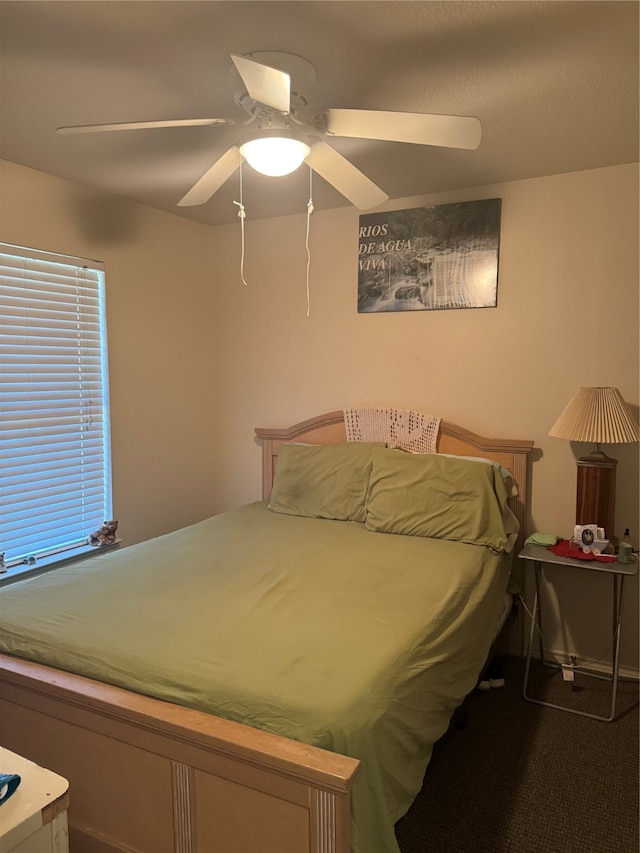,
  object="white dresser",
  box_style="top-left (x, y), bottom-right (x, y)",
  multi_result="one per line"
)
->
top-left (0, 748), bottom-right (69, 853)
